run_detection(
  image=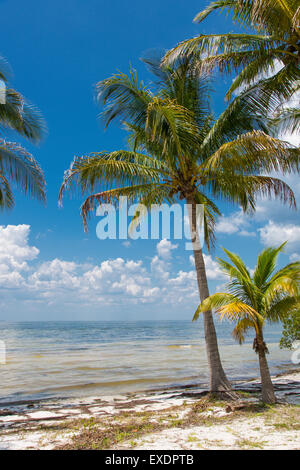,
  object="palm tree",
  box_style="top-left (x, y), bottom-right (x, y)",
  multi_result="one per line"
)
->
top-left (59, 56), bottom-right (299, 394)
top-left (164, 0), bottom-right (300, 131)
top-left (0, 56), bottom-right (46, 209)
top-left (194, 243), bottom-right (300, 404)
